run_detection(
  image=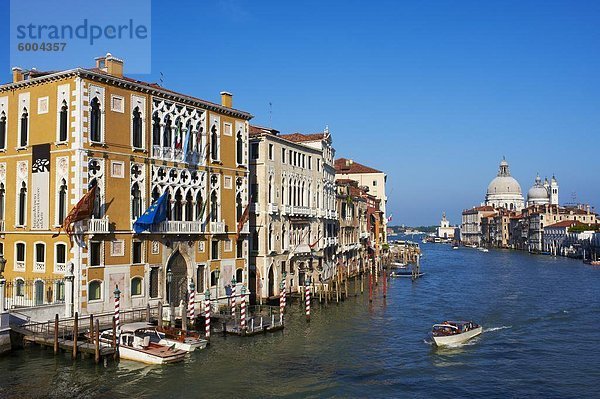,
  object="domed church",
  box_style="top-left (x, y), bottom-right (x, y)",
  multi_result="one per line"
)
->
top-left (485, 158), bottom-right (525, 211)
top-left (526, 174), bottom-right (559, 206)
